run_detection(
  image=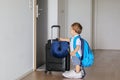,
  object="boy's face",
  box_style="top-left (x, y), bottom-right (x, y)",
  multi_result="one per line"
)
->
top-left (70, 27), bottom-right (75, 36)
